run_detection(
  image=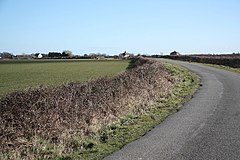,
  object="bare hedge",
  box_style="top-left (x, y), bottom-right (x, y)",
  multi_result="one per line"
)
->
top-left (0, 58), bottom-right (175, 153)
